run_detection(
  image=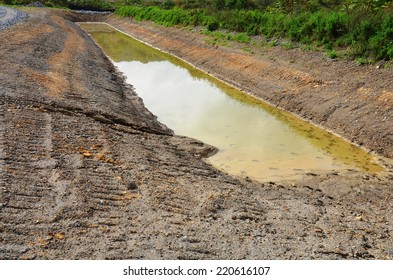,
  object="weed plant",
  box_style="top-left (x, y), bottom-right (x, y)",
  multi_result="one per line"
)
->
top-left (115, 4), bottom-right (393, 61)
top-left (4, 0), bottom-right (391, 60)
